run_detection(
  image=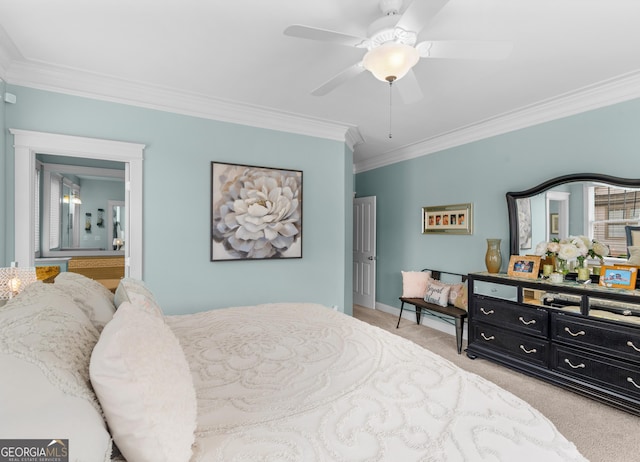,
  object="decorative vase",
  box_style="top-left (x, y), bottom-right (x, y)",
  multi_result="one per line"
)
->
top-left (555, 258), bottom-right (569, 275)
top-left (577, 267), bottom-right (590, 282)
top-left (485, 238), bottom-right (502, 273)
